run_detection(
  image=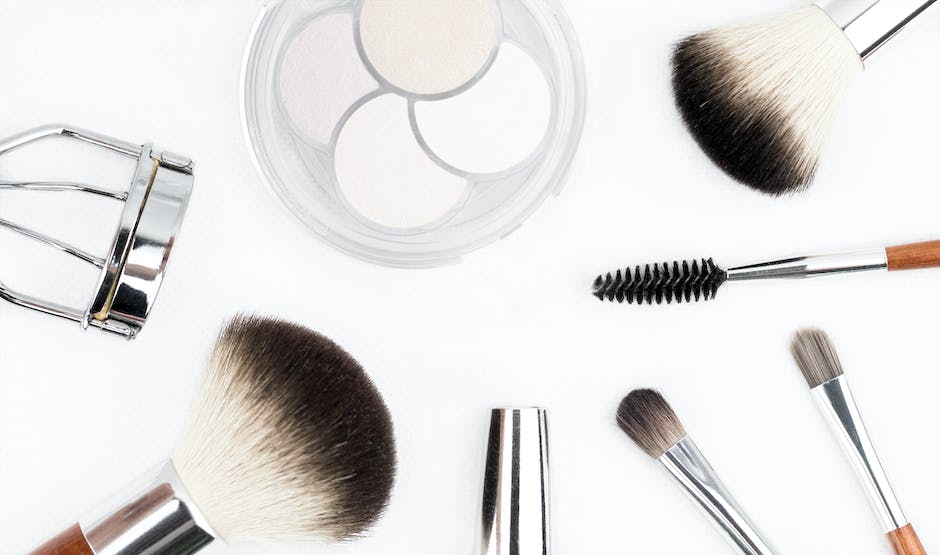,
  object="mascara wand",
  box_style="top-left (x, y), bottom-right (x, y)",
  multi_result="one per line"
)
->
top-left (594, 239), bottom-right (940, 305)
